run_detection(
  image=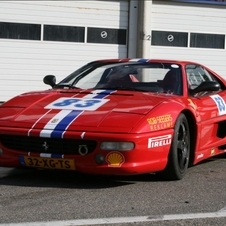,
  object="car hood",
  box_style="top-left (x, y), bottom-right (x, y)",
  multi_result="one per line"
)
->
top-left (0, 89), bottom-right (169, 133)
